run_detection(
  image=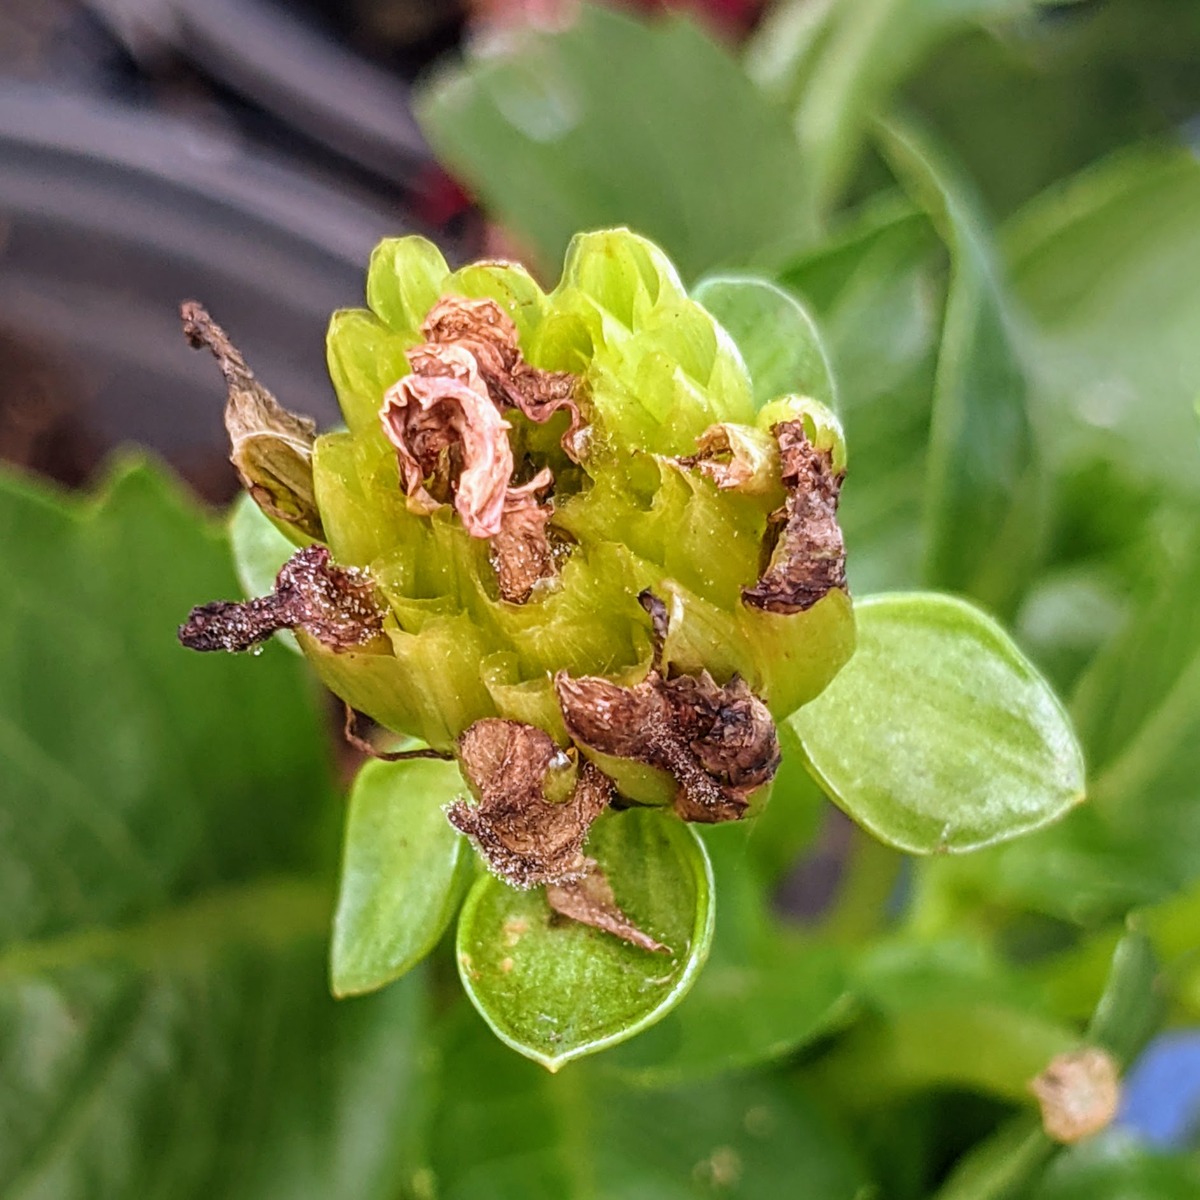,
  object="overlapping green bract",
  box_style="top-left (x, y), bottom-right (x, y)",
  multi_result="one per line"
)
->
top-left (301, 228), bottom-right (853, 752)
